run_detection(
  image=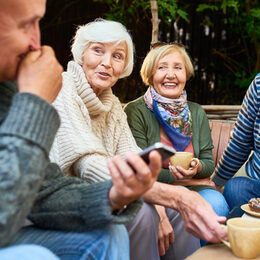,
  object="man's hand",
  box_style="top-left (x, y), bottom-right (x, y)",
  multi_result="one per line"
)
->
top-left (17, 46), bottom-right (63, 103)
top-left (176, 189), bottom-right (227, 243)
top-left (108, 151), bottom-right (161, 210)
top-left (155, 205), bottom-right (174, 256)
